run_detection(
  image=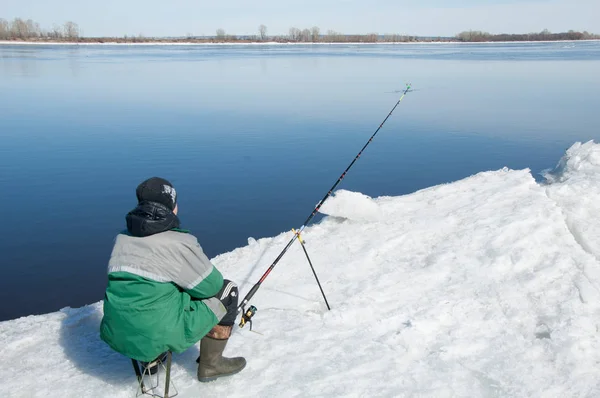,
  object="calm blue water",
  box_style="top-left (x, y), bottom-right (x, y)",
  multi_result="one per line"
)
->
top-left (1, 42), bottom-right (599, 321)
